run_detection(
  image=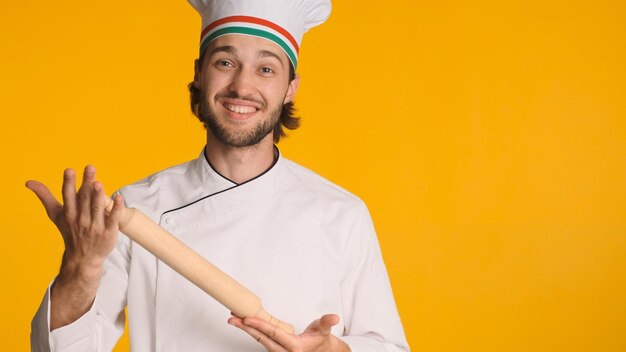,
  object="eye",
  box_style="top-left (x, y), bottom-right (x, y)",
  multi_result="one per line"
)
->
top-left (260, 67), bottom-right (275, 74)
top-left (215, 60), bottom-right (234, 68)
